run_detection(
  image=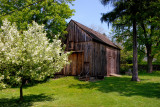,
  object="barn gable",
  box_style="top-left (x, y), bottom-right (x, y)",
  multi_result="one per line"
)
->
top-left (67, 21), bottom-right (92, 42)
top-left (60, 20), bottom-right (120, 78)
top-left (71, 20), bottom-right (120, 49)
